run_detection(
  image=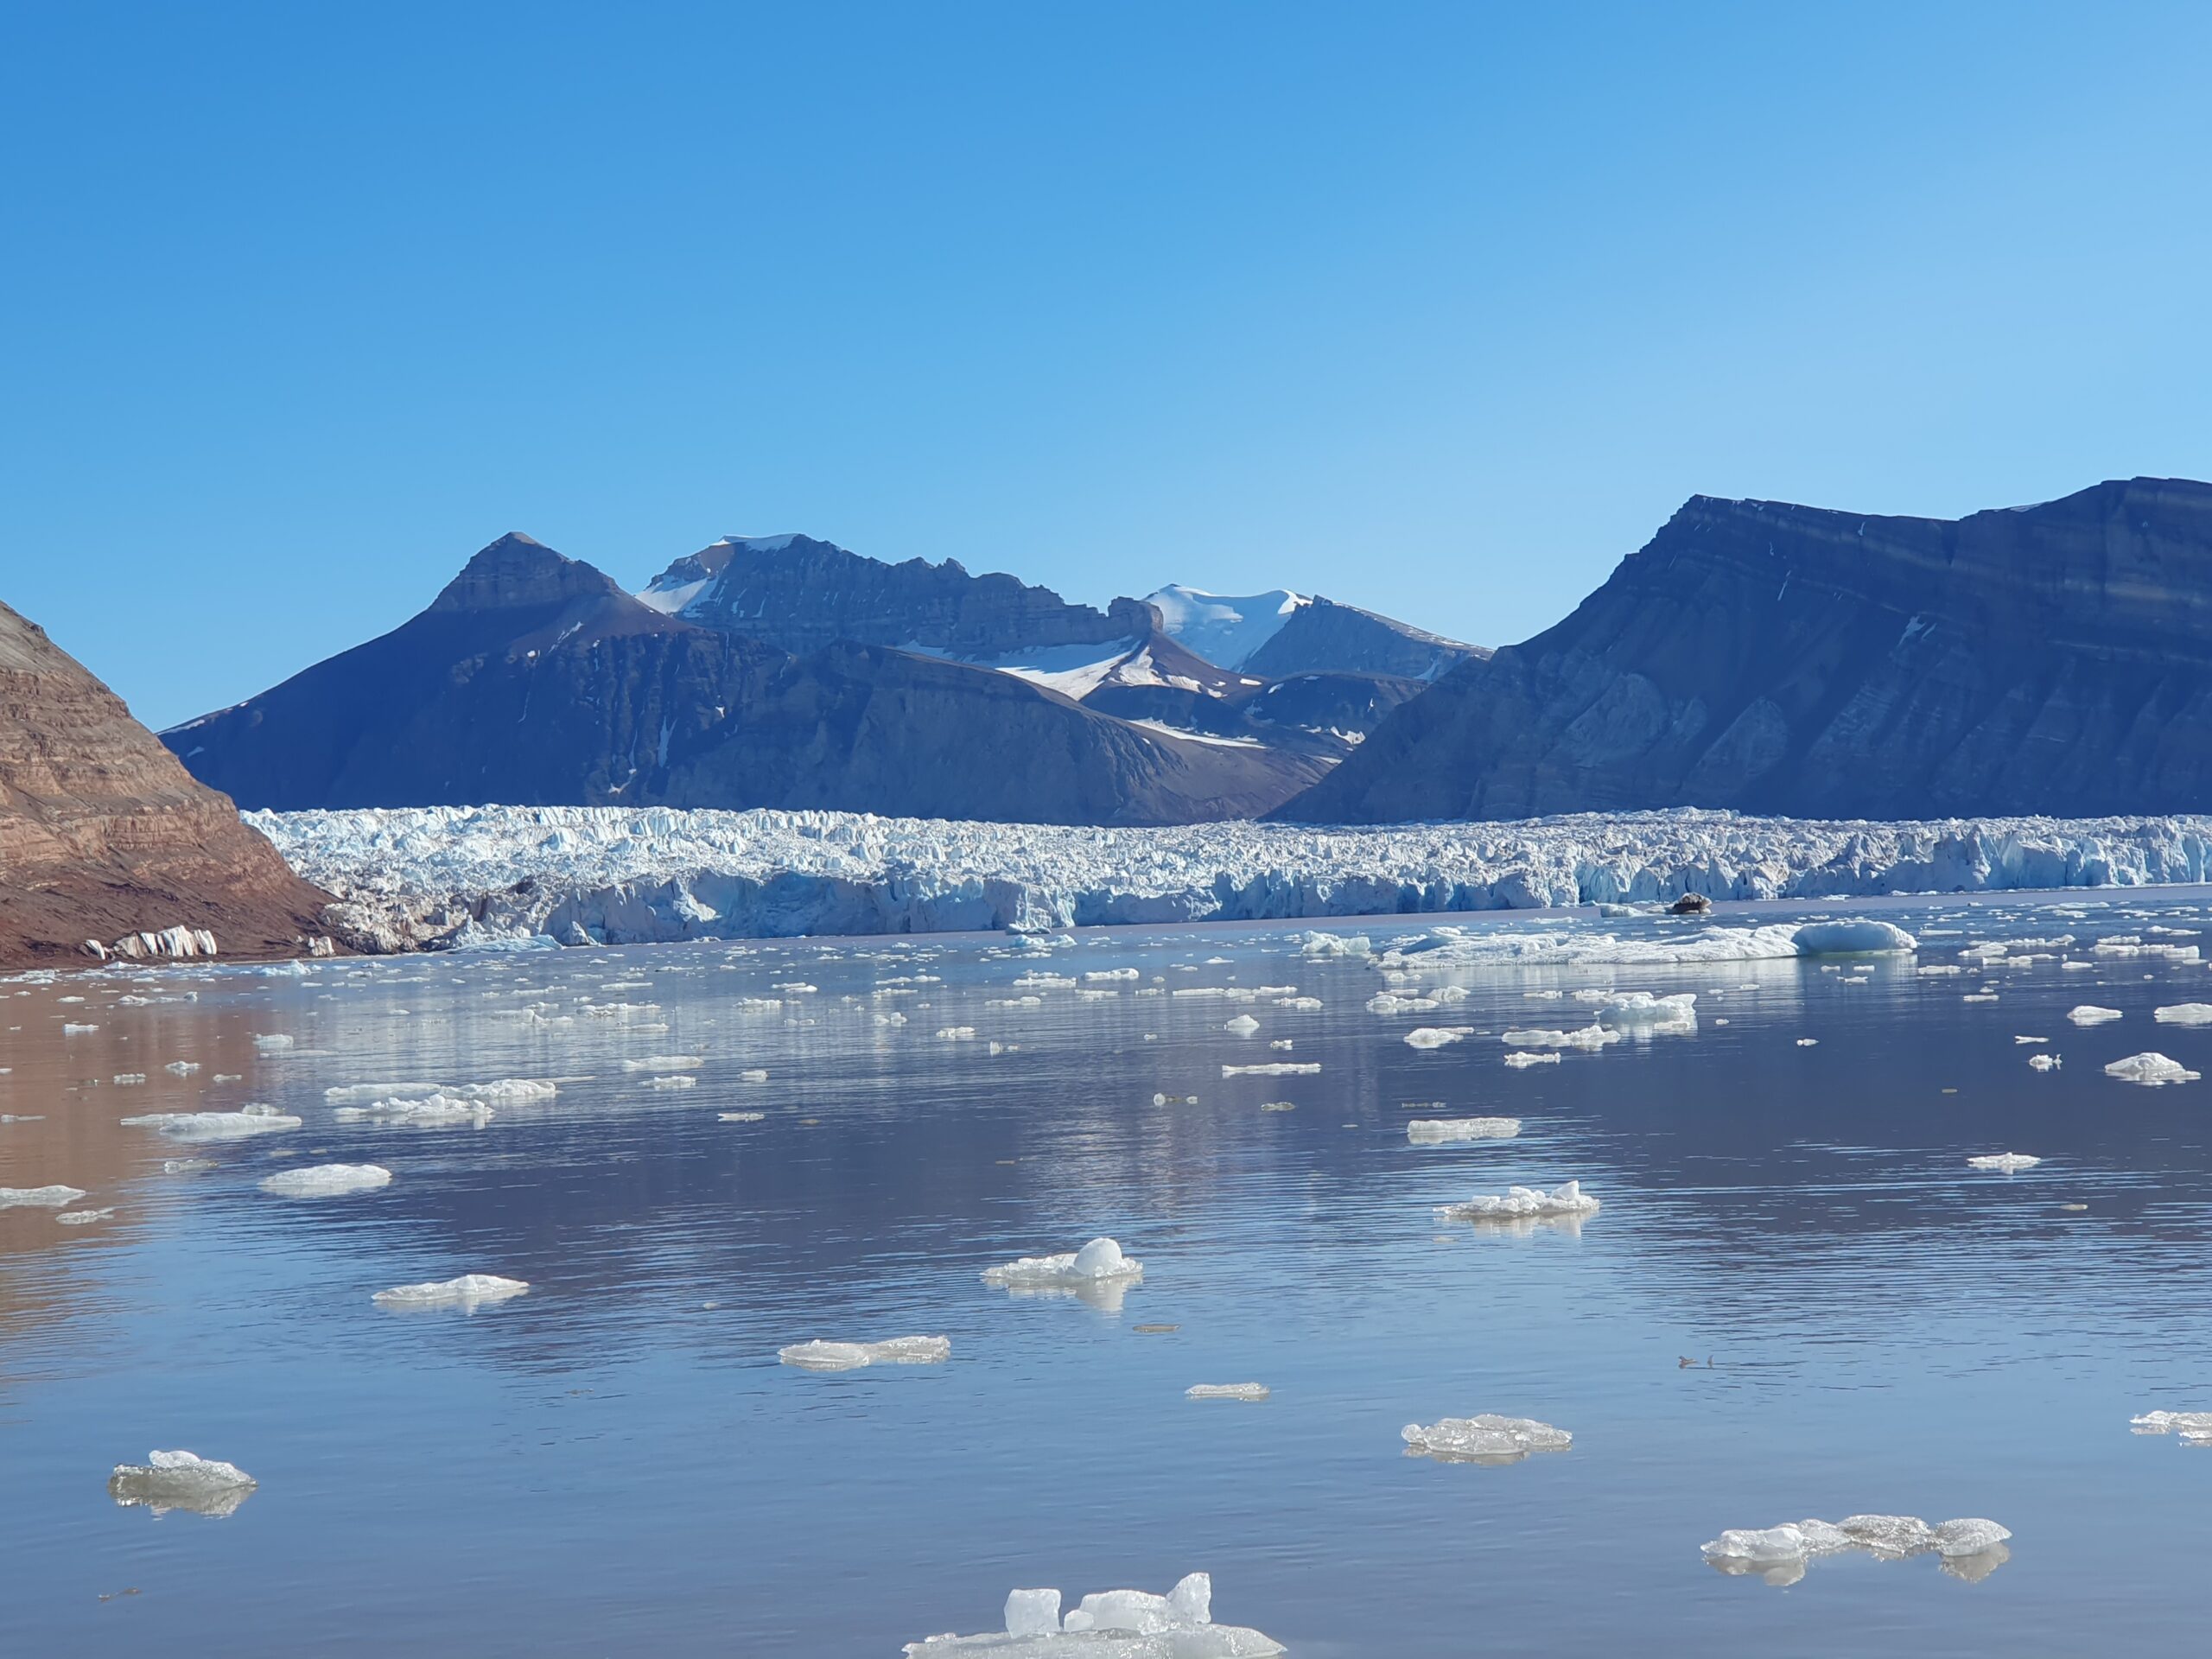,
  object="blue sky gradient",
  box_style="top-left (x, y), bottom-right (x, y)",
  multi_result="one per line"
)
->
top-left (5, 2), bottom-right (2209, 727)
